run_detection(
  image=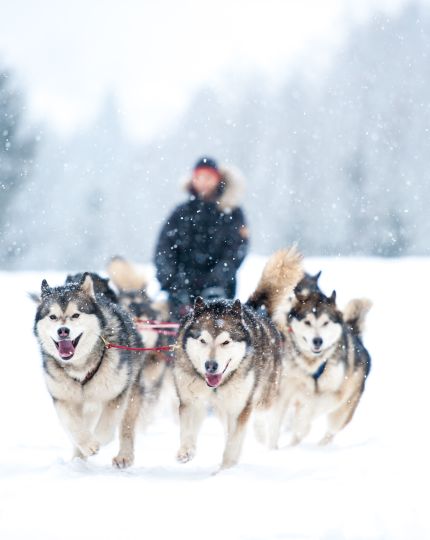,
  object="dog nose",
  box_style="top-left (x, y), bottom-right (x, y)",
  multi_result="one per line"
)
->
top-left (205, 360), bottom-right (218, 374)
top-left (57, 326), bottom-right (70, 338)
top-left (313, 337), bottom-right (323, 348)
